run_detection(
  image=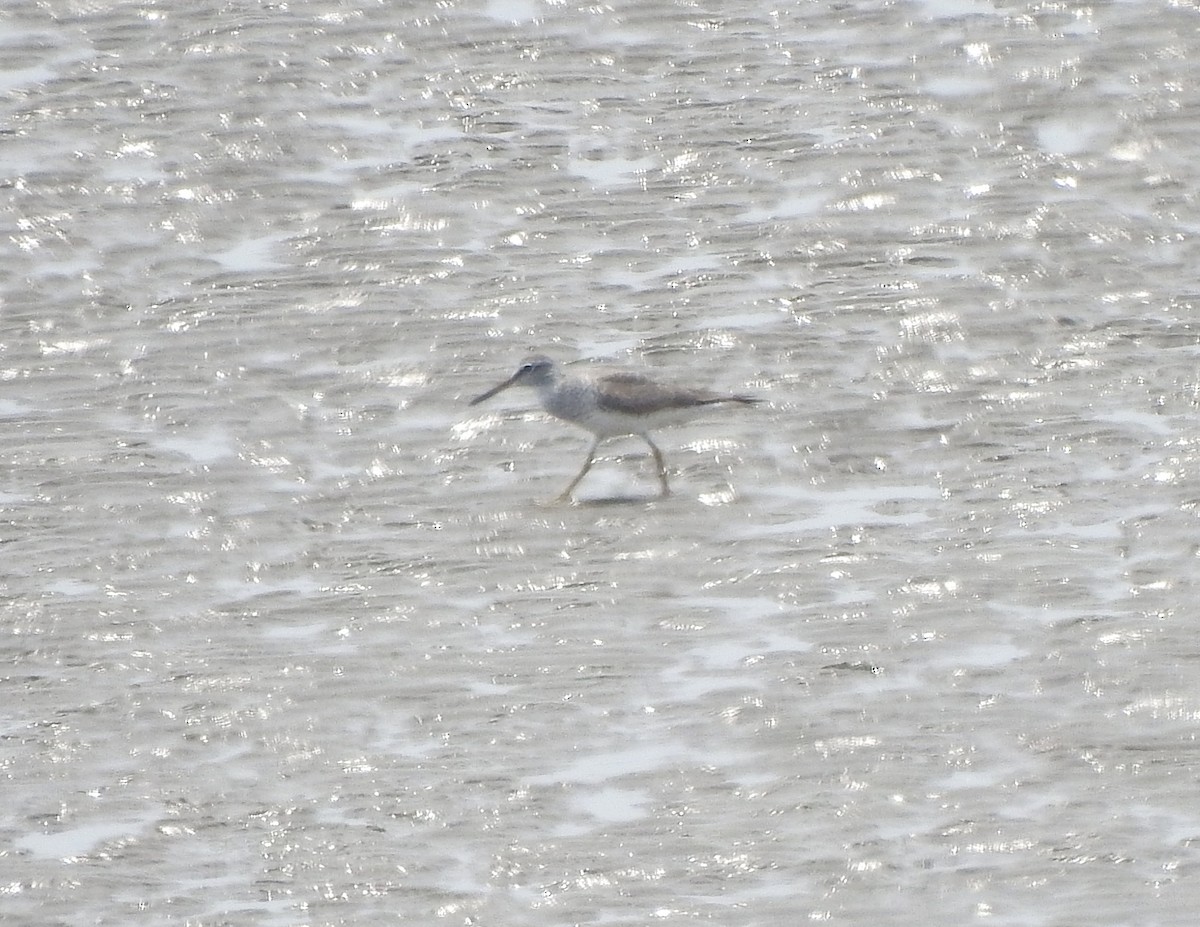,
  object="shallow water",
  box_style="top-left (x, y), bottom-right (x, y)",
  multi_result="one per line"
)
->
top-left (3, 0), bottom-right (1200, 924)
